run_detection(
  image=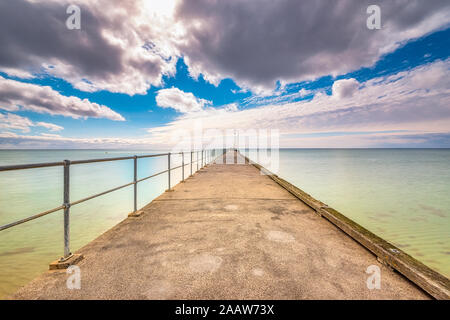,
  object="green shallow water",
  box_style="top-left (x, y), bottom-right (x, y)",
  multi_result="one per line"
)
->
top-left (0, 149), bottom-right (449, 298)
top-left (274, 149), bottom-right (450, 279)
top-left (0, 149), bottom-right (191, 298)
